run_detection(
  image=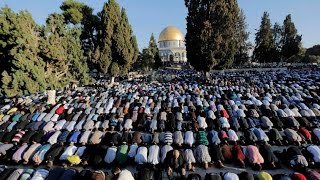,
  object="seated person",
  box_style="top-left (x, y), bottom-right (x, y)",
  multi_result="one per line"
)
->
top-left (164, 150), bottom-right (187, 180)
